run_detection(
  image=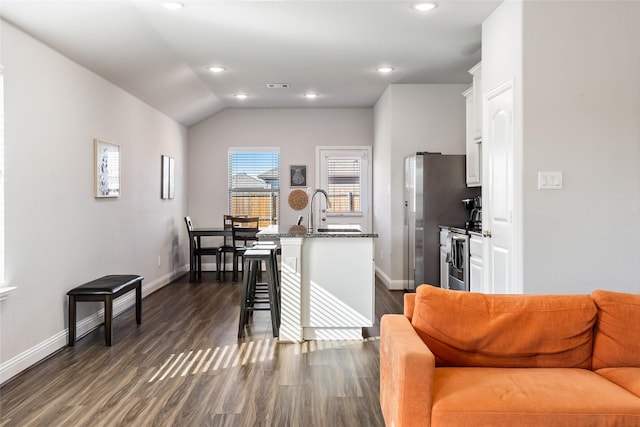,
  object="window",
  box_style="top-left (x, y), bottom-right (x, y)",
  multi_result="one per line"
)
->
top-left (228, 148), bottom-right (280, 228)
top-left (317, 146), bottom-right (371, 231)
